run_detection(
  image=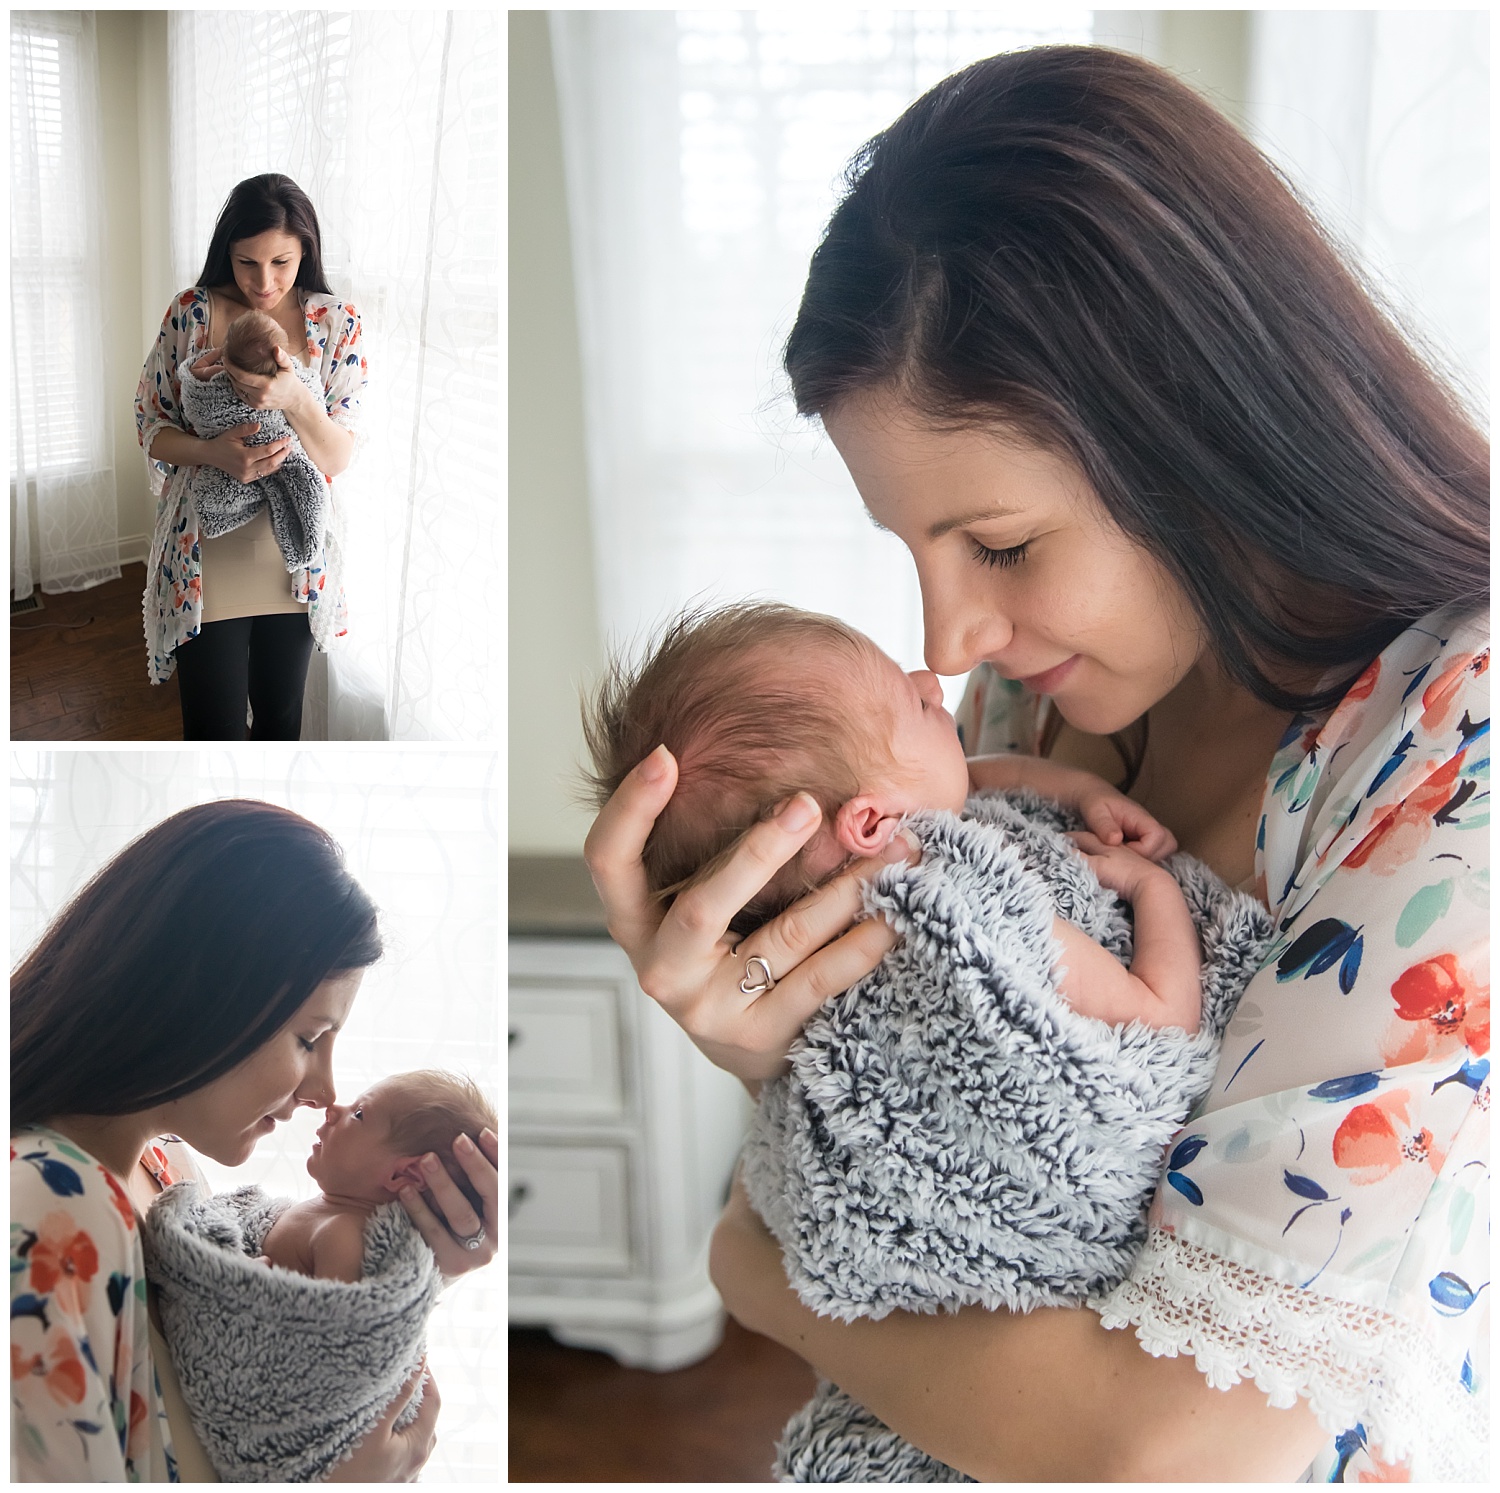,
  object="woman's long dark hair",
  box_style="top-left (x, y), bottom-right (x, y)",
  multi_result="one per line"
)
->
top-left (11, 800), bottom-right (381, 1129)
top-left (196, 173), bottom-right (333, 295)
top-left (785, 46), bottom-right (1488, 713)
